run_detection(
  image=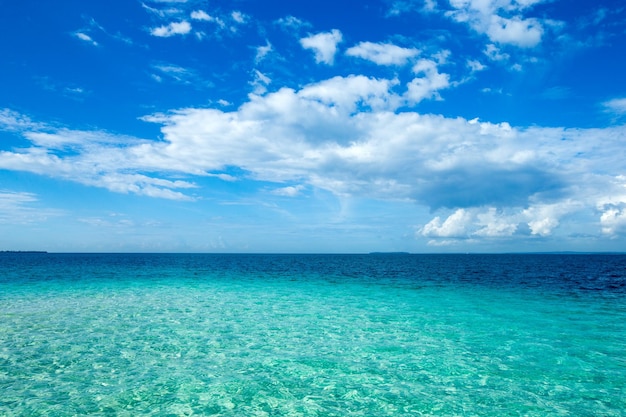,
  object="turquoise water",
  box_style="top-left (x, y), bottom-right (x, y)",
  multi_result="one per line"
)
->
top-left (1, 254), bottom-right (625, 416)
